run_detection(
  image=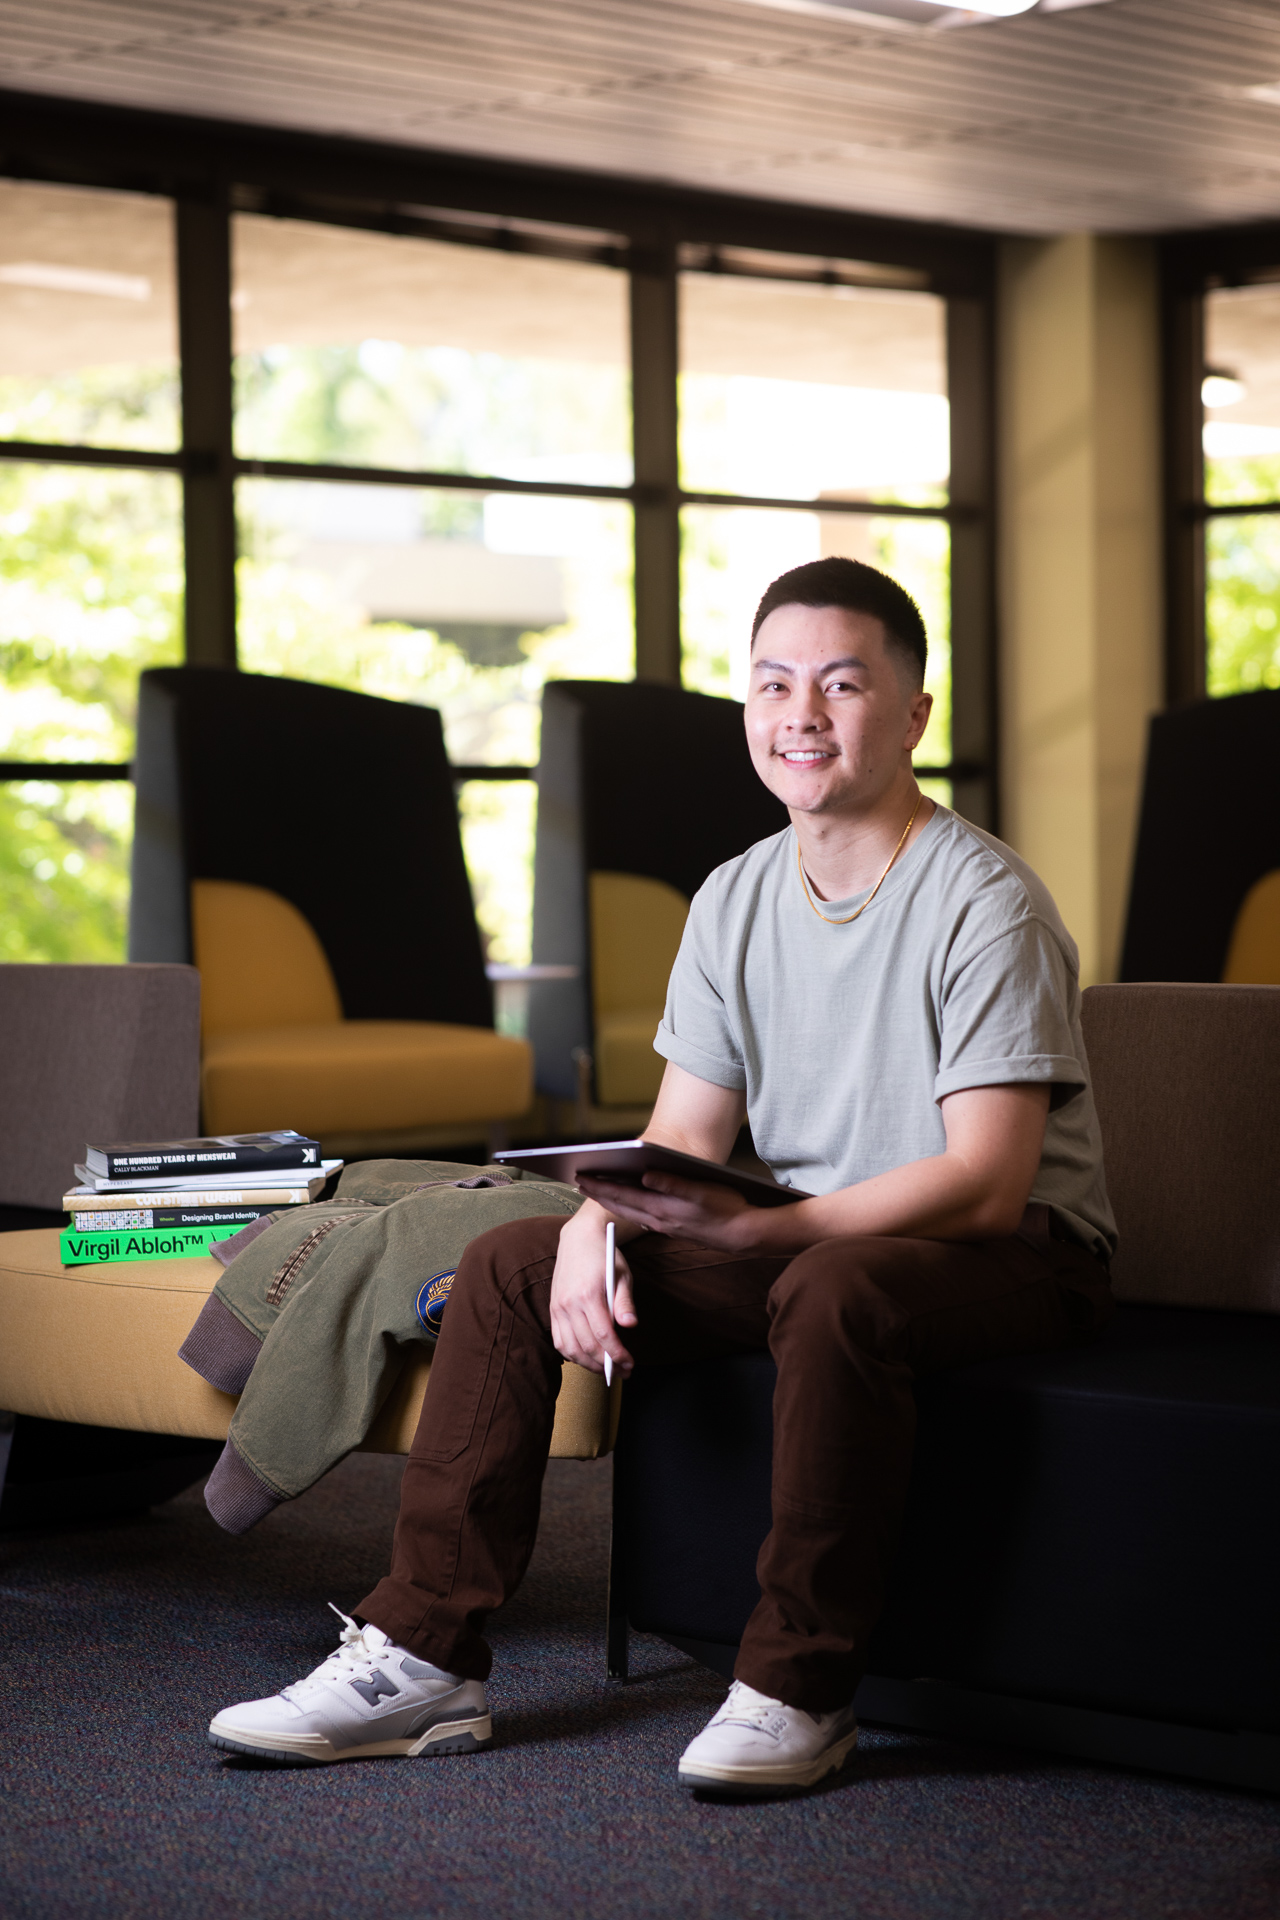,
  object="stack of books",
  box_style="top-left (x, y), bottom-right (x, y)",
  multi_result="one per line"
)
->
top-left (60, 1131), bottom-right (342, 1268)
